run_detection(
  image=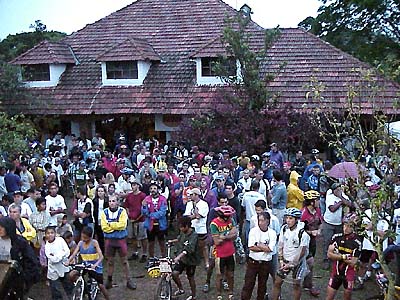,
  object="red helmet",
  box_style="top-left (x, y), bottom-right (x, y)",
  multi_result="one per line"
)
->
top-left (215, 205), bottom-right (236, 217)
